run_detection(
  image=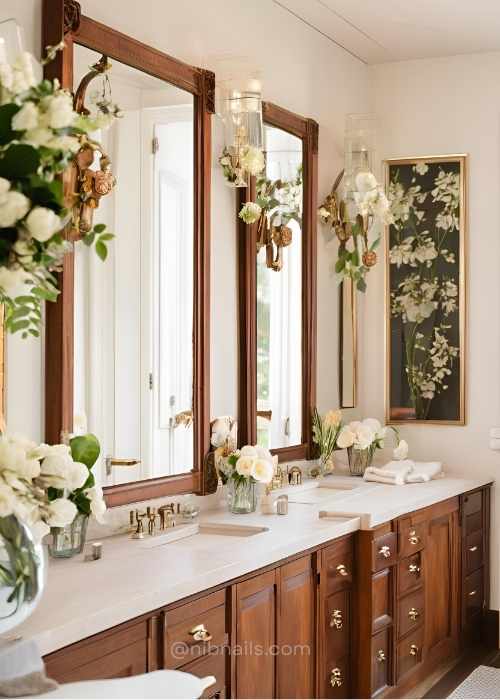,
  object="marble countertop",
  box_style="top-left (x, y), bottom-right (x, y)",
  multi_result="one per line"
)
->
top-left (16, 473), bottom-right (493, 656)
